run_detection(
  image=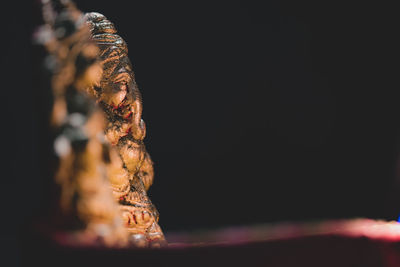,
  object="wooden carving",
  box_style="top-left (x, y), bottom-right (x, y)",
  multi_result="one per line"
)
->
top-left (36, 0), bottom-right (165, 247)
top-left (84, 12), bottom-right (166, 246)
